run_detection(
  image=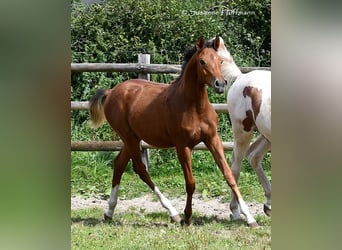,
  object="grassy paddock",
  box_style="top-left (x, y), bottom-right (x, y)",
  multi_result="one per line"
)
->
top-left (71, 107), bottom-right (272, 249)
top-left (71, 208), bottom-right (271, 249)
top-left (71, 149), bottom-right (271, 249)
